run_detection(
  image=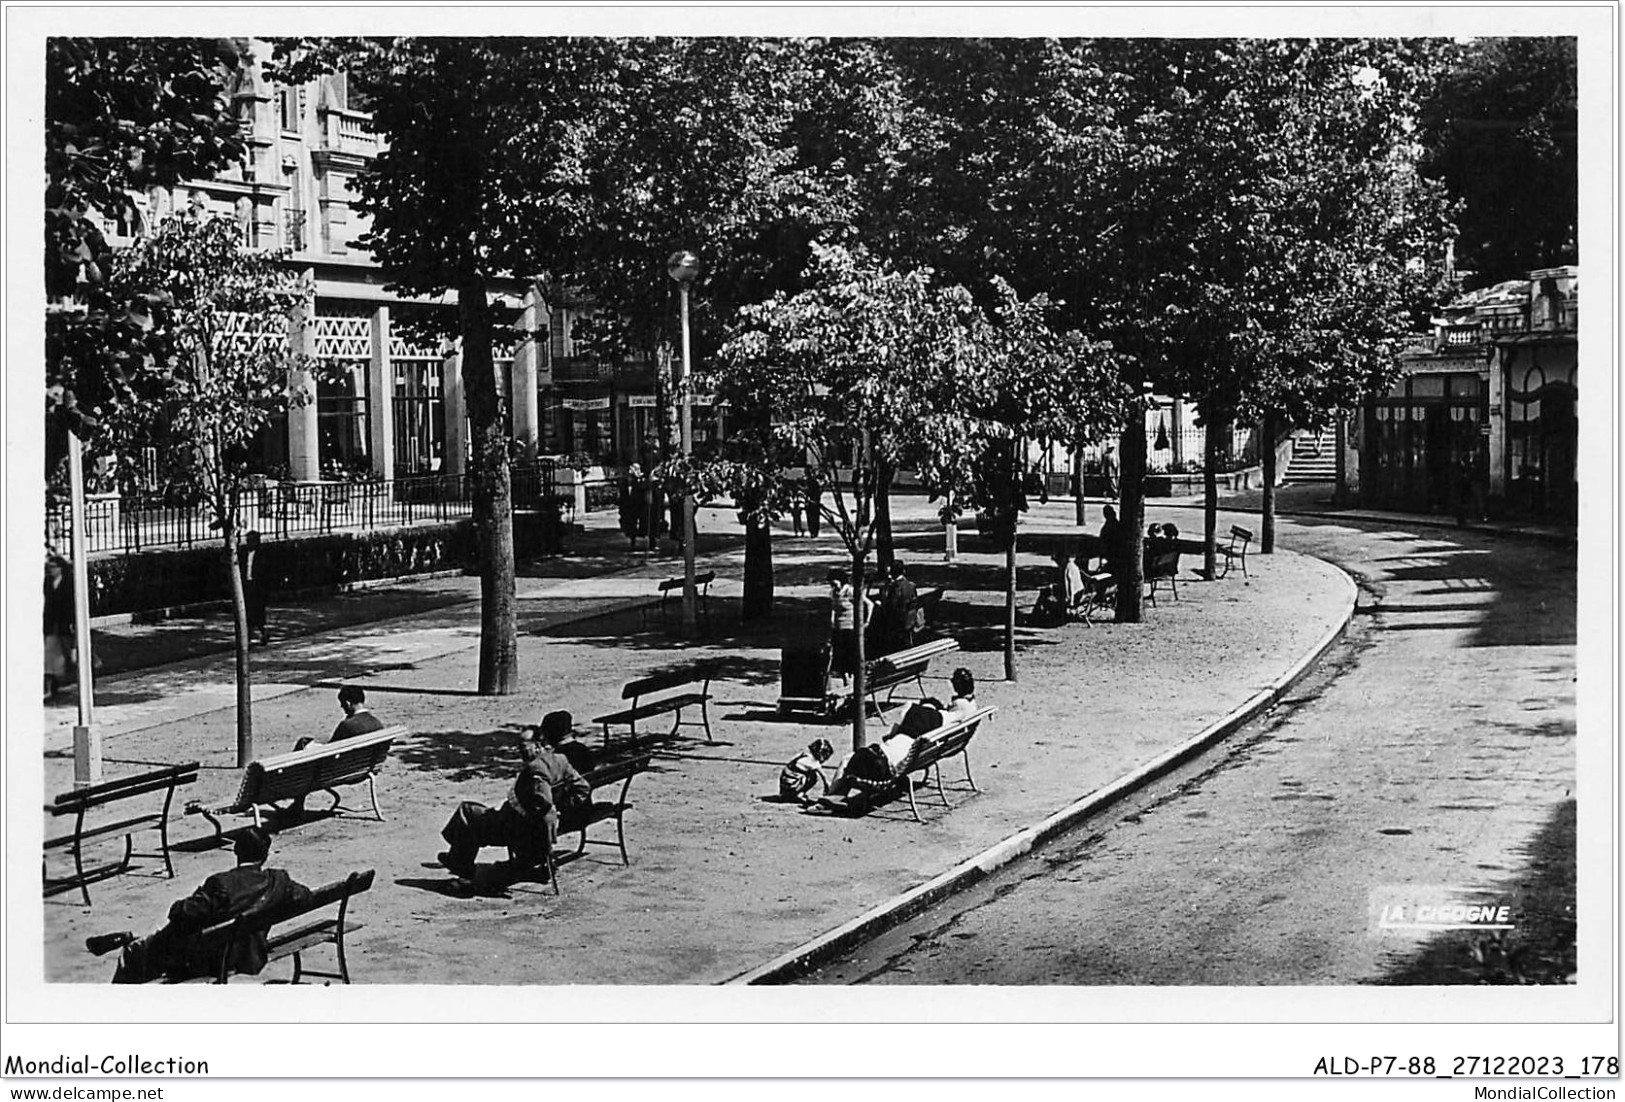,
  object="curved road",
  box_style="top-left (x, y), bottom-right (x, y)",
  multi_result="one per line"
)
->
top-left (796, 514), bottom-right (1578, 985)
